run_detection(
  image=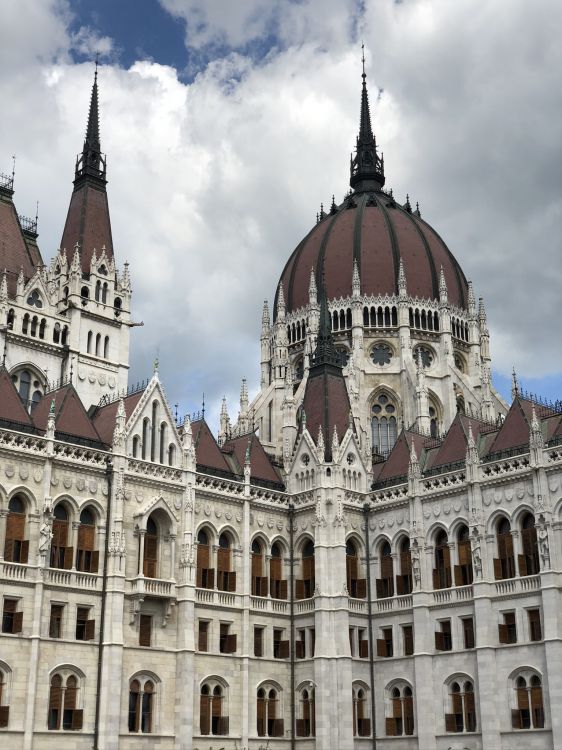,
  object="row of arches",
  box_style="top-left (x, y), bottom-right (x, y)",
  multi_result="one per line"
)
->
top-left (131, 405), bottom-right (176, 466)
top-left (7, 308), bottom-right (69, 346)
top-left (287, 318), bottom-right (307, 344)
top-left (332, 307), bottom-right (352, 331)
top-left (86, 331), bottom-right (110, 359)
top-left (409, 307), bottom-right (439, 332)
top-left (363, 305), bottom-right (398, 328)
top-left (451, 314), bottom-right (469, 342)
